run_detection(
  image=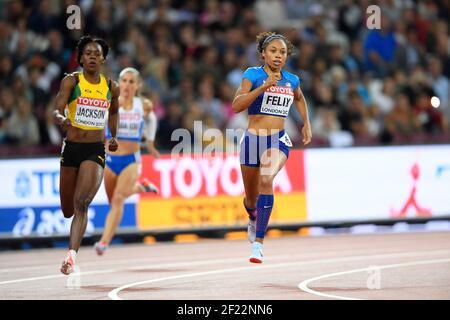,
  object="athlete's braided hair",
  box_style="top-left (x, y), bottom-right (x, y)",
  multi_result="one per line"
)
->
top-left (76, 35), bottom-right (109, 67)
top-left (256, 31), bottom-right (295, 59)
